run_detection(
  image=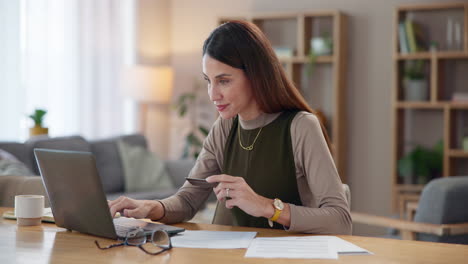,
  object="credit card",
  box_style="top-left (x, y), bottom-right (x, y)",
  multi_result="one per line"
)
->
top-left (185, 177), bottom-right (218, 188)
